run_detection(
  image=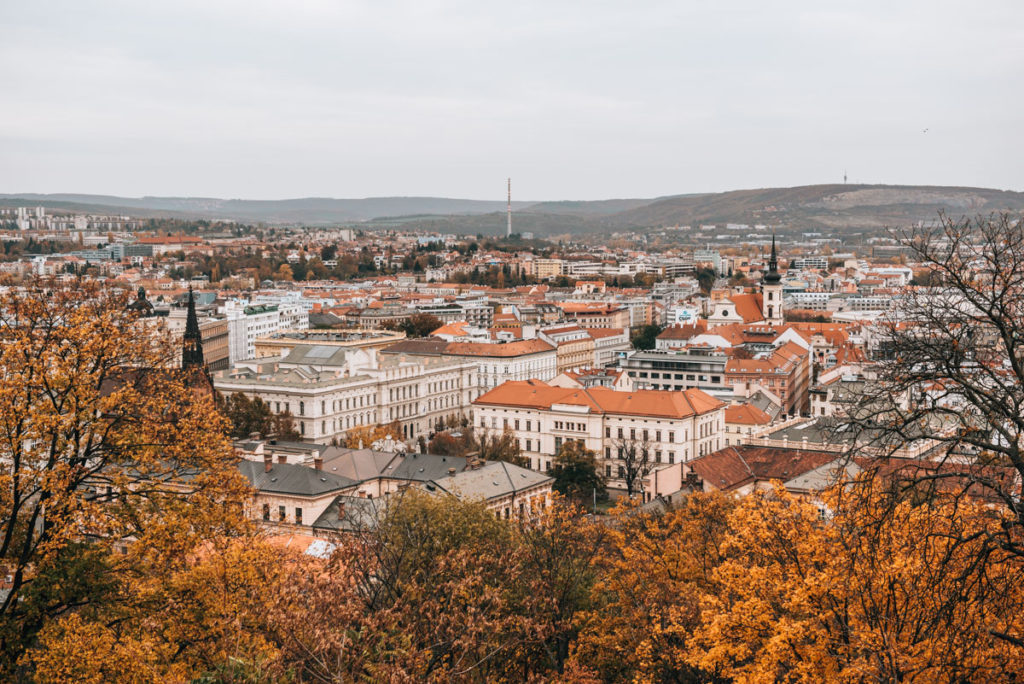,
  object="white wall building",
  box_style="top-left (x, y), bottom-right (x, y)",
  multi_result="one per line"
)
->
top-left (473, 380), bottom-right (725, 495)
top-left (214, 345), bottom-right (479, 443)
